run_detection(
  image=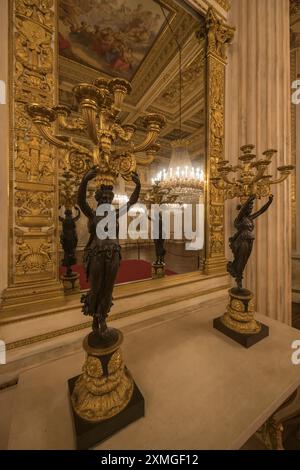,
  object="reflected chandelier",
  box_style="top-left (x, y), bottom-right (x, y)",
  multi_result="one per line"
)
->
top-left (152, 2), bottom-right (205, 202)
top-left (152, 139), bottom-right (205, 201)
